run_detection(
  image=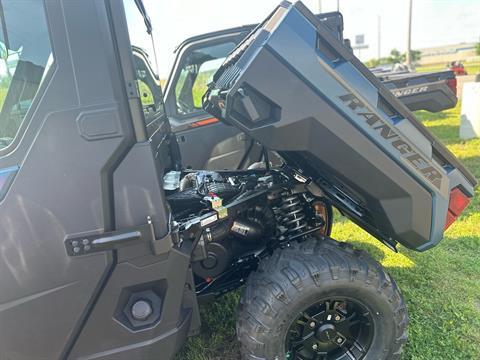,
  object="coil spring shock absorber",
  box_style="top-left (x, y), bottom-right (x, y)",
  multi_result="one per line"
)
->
top-left (278, 192), bottom-right (308, 236)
